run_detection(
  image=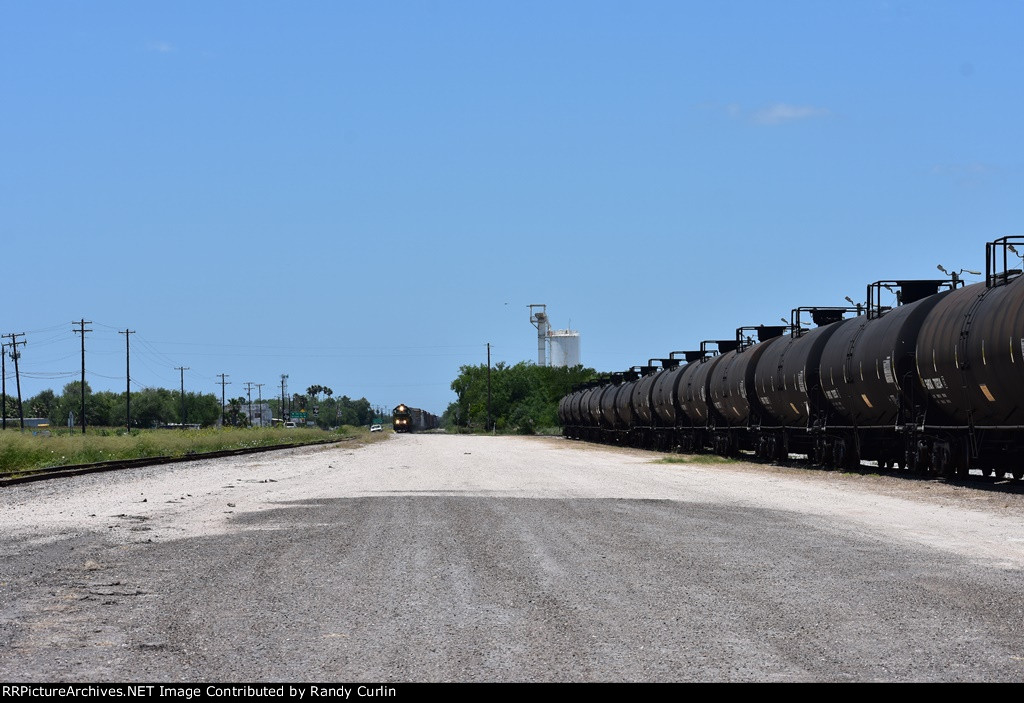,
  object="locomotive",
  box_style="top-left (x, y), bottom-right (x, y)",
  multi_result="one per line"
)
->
top-left (558, 236), bottom-right (1024, 480)
top-left (392, 404), bottom-right (439, 433)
